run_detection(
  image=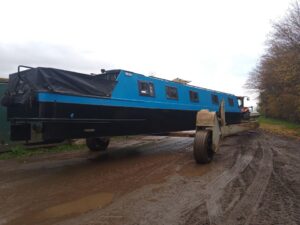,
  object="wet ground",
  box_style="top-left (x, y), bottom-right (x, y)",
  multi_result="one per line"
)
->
top-left (0, 130), bottom-right (299, 225)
